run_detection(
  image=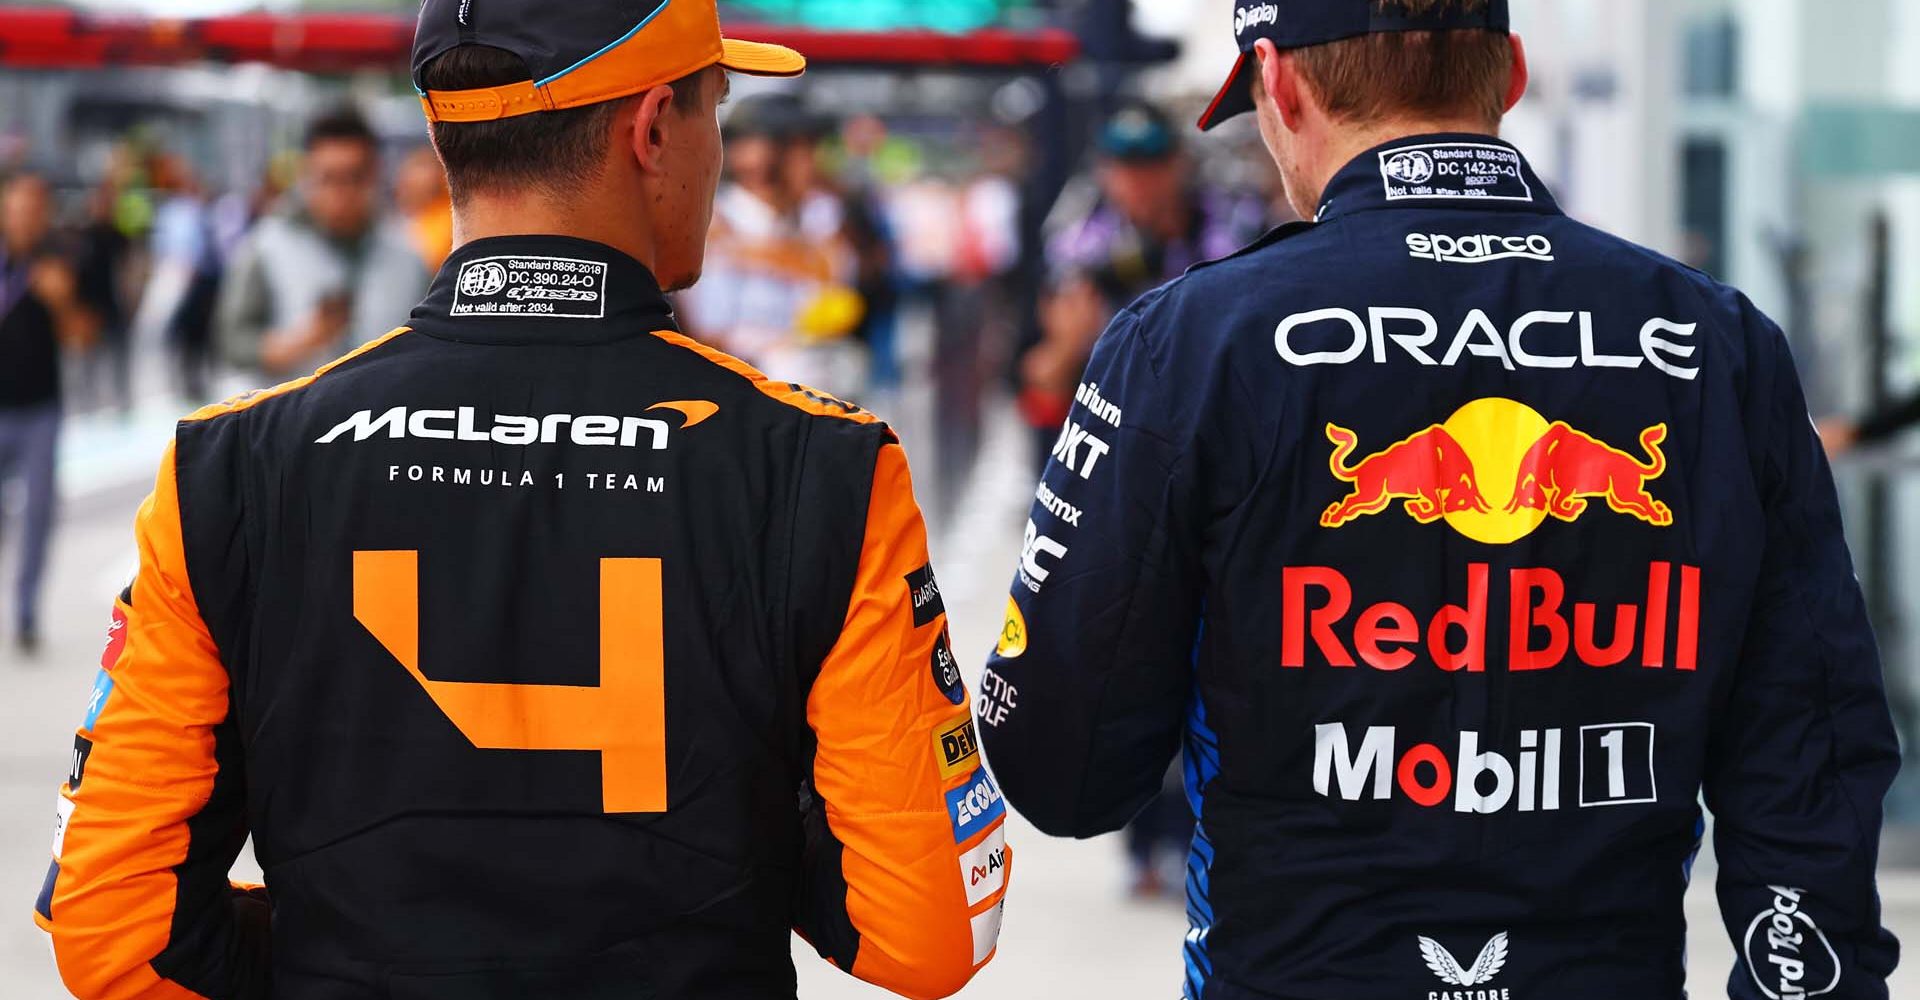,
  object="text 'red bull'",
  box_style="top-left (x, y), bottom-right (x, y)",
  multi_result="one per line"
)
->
top-left (1283, 563), bottom-right (1701, 672)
